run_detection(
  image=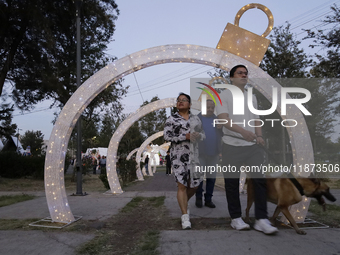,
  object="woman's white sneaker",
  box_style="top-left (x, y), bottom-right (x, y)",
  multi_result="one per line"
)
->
top-left (231, 217), bottom-right (250, 230)
top-left (181, 214), bottom-right (191, 230)
top-left (254, 219), bottom-right (278, 235)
